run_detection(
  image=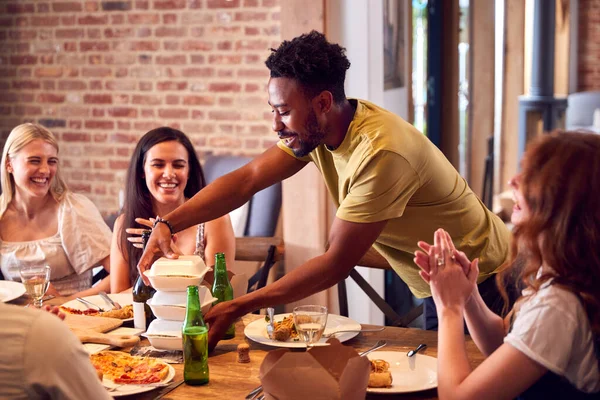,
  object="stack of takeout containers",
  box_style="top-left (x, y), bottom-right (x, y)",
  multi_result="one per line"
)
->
top-left (142, 255), bottom-right (215, 351)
